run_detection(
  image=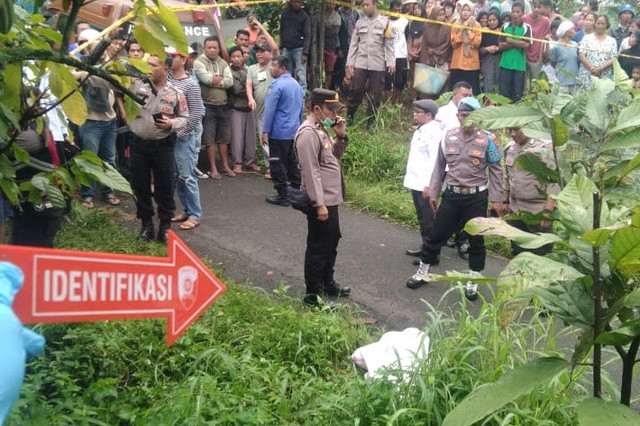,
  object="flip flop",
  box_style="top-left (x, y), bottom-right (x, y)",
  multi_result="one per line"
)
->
top-left (179, 218), bottom-right (201, 230)
top-left (82, 197), bottom-right (95, 209)
top-left (171, 213), bottom-right (189, 222)
top-left (208, 171), bottom-right (222, 180)
top-left (222, 168), bottom-right (236, 178)
top-left (232, 165), bottom-right (243, 174)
